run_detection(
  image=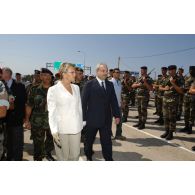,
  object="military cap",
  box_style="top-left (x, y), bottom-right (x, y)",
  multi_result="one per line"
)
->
top-left (34, 69), bottom-right (40, 75)
top-left (41, 68), bottom-right (53, 76)
top-left (161, 67), bottom-right (167, 70)
top-left (168, 65), bottom-right (177, 70)
top-left (189, 66), bottom-right (195, 71)
top-left (141, 66), bottom-right (147, 70)
top-left (178, 67), bottom-right (184, 71)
